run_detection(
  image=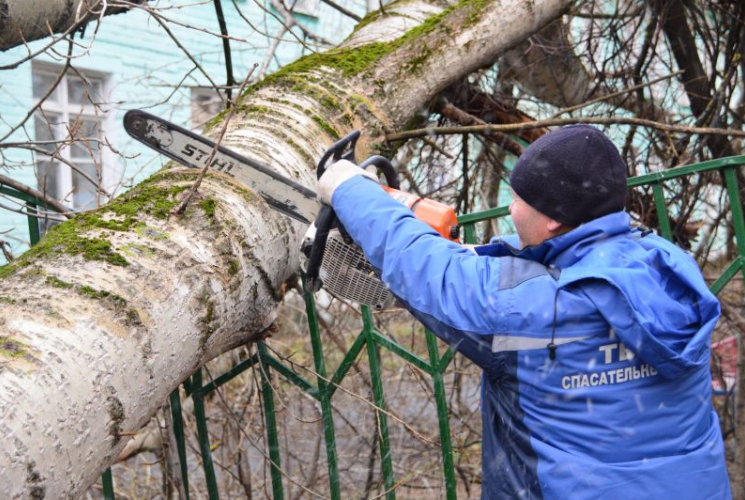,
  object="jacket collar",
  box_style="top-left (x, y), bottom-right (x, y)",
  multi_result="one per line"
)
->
top-left (483, 211), bottom-right (634, 268)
